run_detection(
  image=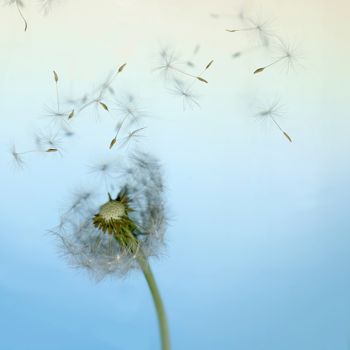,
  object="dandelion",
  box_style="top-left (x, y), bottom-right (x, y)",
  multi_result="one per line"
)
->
top-left (98, 63), bottom-right (127, 99)
top-left (34, 129), bottom-right (63, 152)
top-left (254, 99), bottom-right (292, 143)
top-left (108, 118), bottom-right (125, 150)
top-left (109, 114), bottom-right (146, 150)
top-left (153, 48), bottom-right (181, 80)
top-left (254, 39), bottom-right (300, 74)
top-left (154, 48), bottom-right (211, 84)
top-left (9, 142), bottom-right (59, 168)
top-left (9, 144), bottom-right (25, 168)
top-left (113, 93), bottom-right (146, 125)
top-left (51, 151), bottom-right (170, 350)
top-left (226, 14), bottom-right (273, 46)
top-left (44, 105), bottom-right (74, 128)
top-left (76, 63), bottom-right (127, 117)
top-left (226, 17), bottom-right (269, 34)
top-left (169, 79), bottom-right (200, 110)
top-left (119, 127), bottom-right (147, 149)
top-left (4, 0), bottom-right (28, 31)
